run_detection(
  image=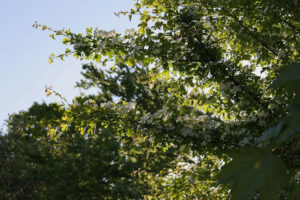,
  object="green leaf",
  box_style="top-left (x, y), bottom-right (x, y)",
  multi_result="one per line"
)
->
top-left (86, 27), bottom-right (92, 33)
top-left (290, 184), bottom-right (300, 200)
top-left (218, 148), bottom-right (289, 200)
top-left (49, 34), bottom-right (55, 39)
top-left (270, 63), bottom-right (300, 89)
top-left (62, 38), bottom-right (70, 44)
top-left (42, 25), bottom-right (47, 31)
top-left (61, 123), bottom-right (68, 132)
top-left (48, 57), bottom-right (53, 64)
